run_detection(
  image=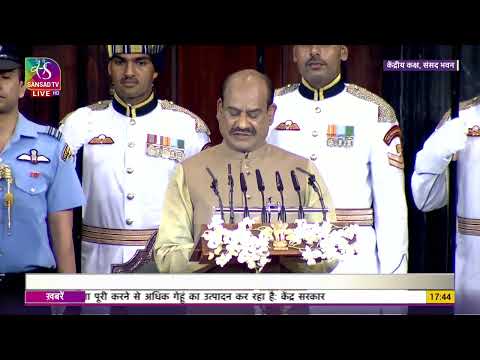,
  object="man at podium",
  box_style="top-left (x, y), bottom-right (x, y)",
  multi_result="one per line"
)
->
top-left (154, 69), bottom-right (336, 274)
